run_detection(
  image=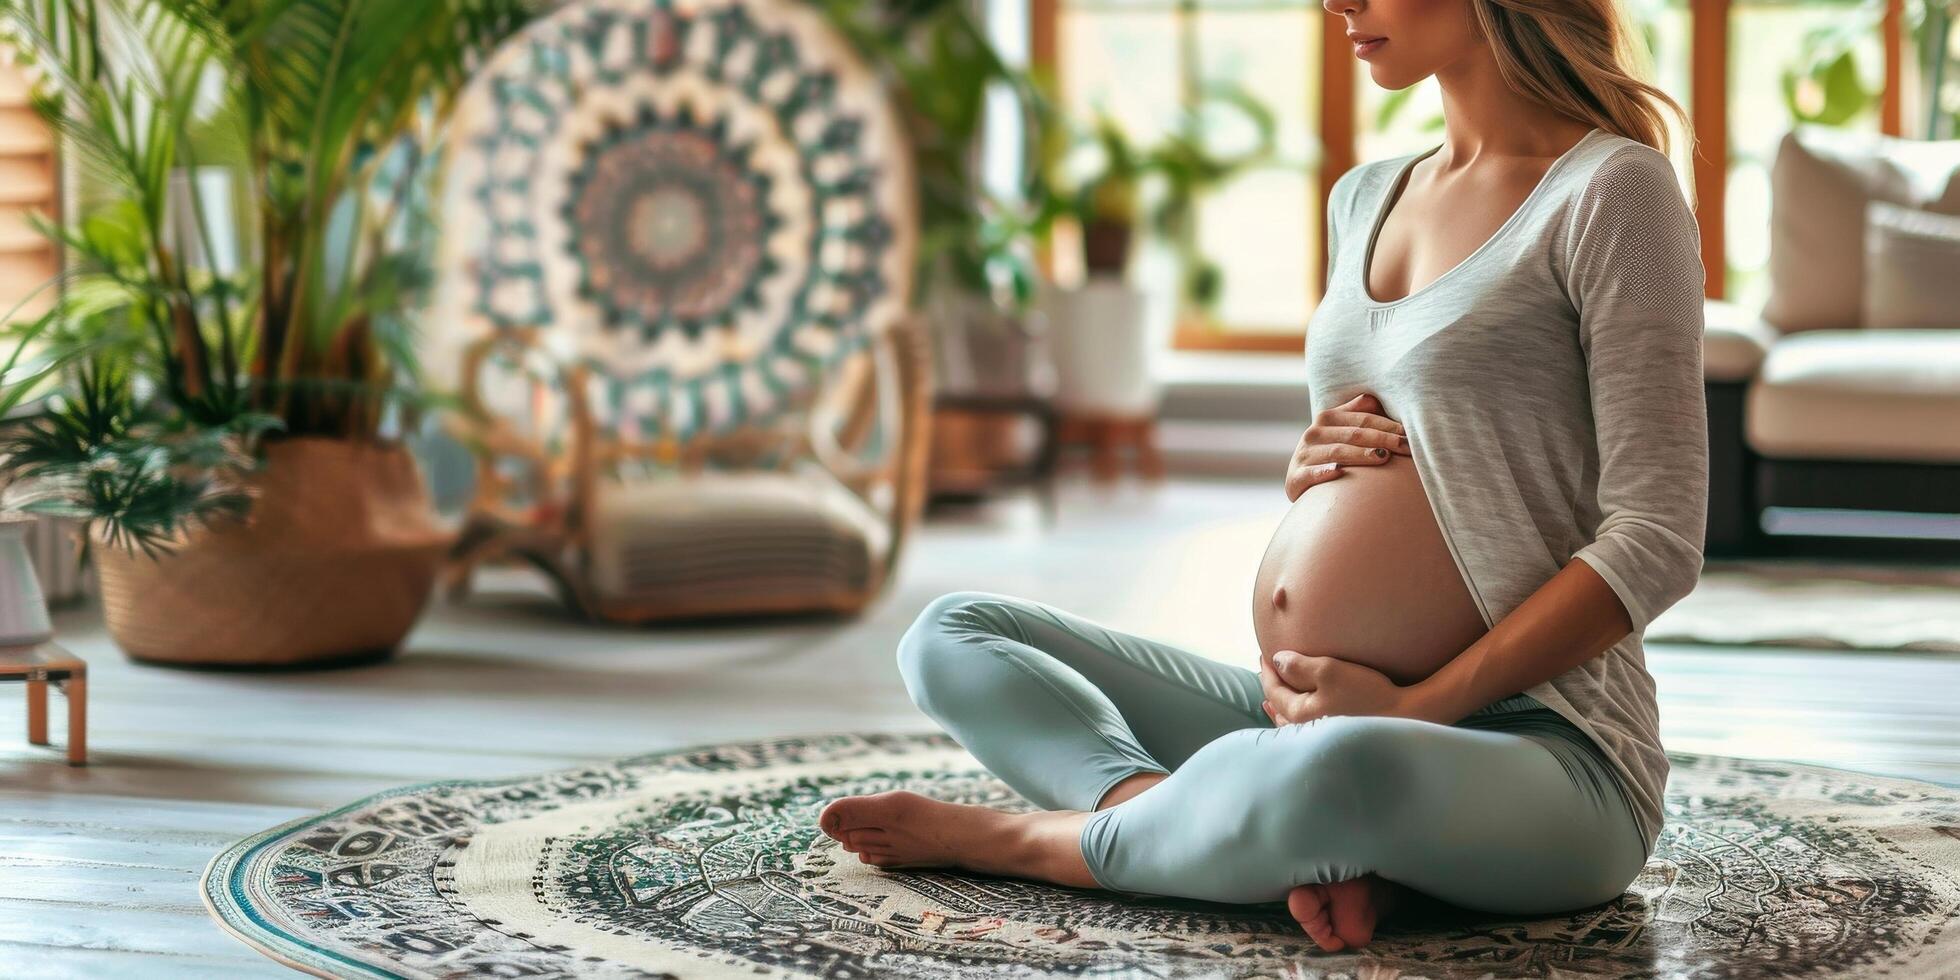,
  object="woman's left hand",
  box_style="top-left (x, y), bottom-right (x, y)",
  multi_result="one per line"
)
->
top-left (1258, 649), bottom-right (1421, 725)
